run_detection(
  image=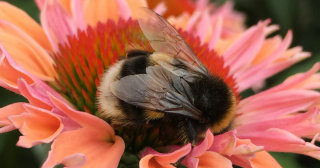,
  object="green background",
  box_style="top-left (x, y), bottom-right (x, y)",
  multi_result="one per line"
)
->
top-left (0, 0), bottom-right (320, 167)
